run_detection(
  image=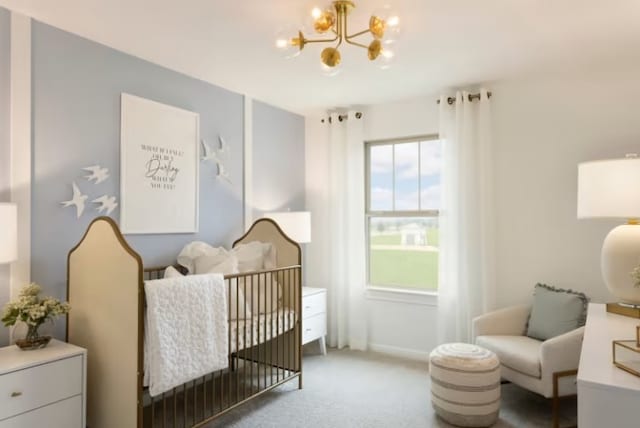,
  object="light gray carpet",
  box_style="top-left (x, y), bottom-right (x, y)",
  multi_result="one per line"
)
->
top-left (206, 349), bottom-right (577, 428)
